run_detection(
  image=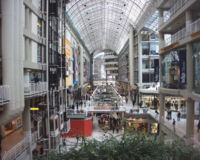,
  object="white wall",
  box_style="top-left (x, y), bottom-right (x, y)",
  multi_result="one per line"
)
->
top-left (32, 0), bottom-right (41, 10)
top-left (31, 13), bottom-right (37, 35)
